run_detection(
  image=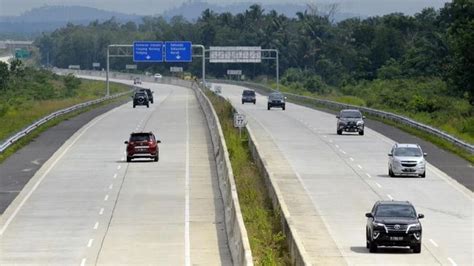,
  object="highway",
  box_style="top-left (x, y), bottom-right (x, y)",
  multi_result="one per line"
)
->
top-left (0, 79), bottom-right (232, 265)
top-left (218, 83), bottom-right (473, 265)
